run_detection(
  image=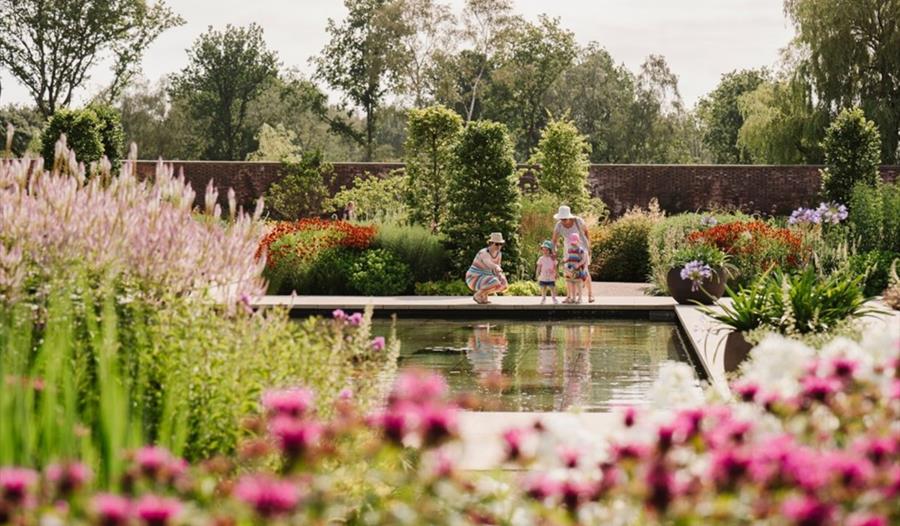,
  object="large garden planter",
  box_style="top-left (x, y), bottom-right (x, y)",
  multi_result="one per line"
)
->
top-left (666, 266), bottom-right (727, 305)
top-left (723, 331), bottom-right (753, 373)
